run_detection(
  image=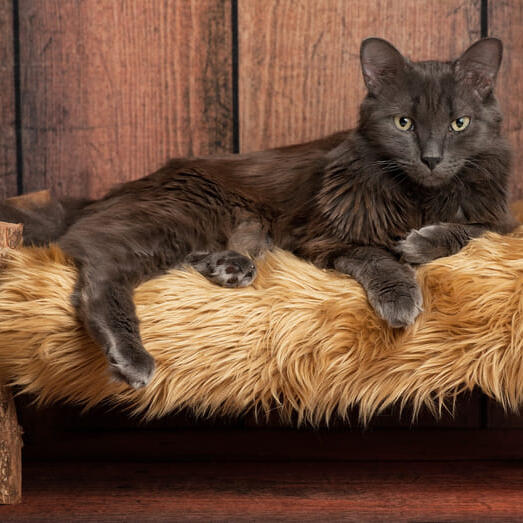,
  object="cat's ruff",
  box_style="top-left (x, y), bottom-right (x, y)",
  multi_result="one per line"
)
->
top-left (0, 226), bottom-right (521, 425)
